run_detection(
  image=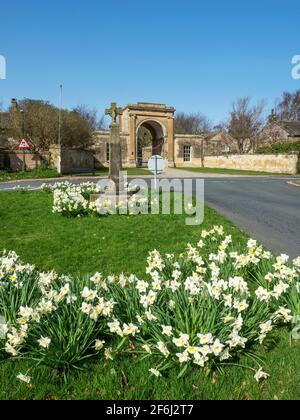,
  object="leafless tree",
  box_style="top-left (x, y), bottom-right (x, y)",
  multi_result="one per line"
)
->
top-left (275, 90), bottom-right (300, 120)
top-left (228, 97), bottom-right (266, 153)
top-left (174, 112), bottom-right (212, 134)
